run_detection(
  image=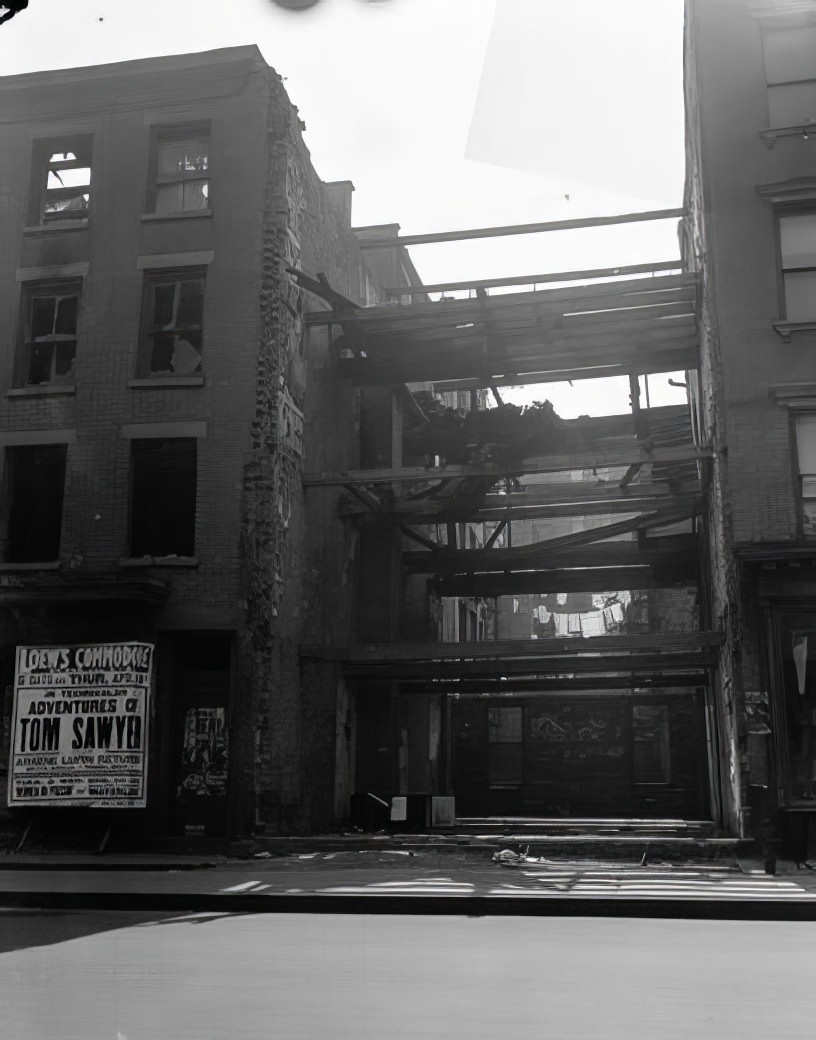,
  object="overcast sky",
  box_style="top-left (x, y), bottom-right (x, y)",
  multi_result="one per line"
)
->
top-left (0, 0), bottom-right (687, 414)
